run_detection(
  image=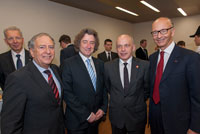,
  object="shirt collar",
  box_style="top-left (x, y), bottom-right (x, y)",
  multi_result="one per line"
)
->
top-left (119, 56), bottom-right (132, 65)
top-left (33, 60), bottom-right (50, 73)
top-left (159, 41), bottom-right (175, 55)
top-left (79, 52), bottom-right (92, 62)
top-left (11, 49), bottom-right (25, 57)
